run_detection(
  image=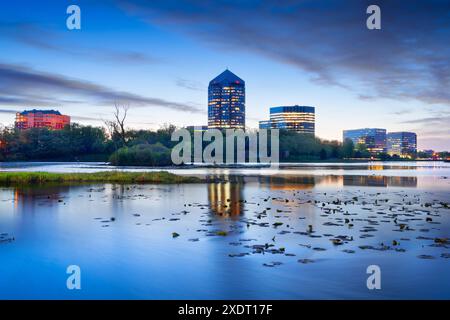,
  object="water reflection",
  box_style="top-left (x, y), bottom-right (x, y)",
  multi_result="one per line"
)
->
top-left (258, 176), bottom-right (315, 190)
top-left (9, 174), bottom-right (420, 219)
top-left (208, 181), bottom-right (244, 217)
top-left (1, 170), bottom-right (449, 300)
top-left (12, 185), bottom-right (70, 215)
top-left (343, 175), bottom-right (417, 187)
